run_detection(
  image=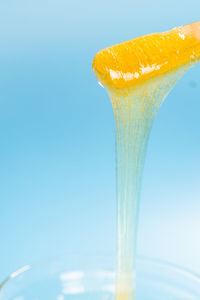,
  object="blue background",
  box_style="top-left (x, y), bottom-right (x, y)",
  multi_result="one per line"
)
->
top-left (0, 0), bottom-right (200, 282)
